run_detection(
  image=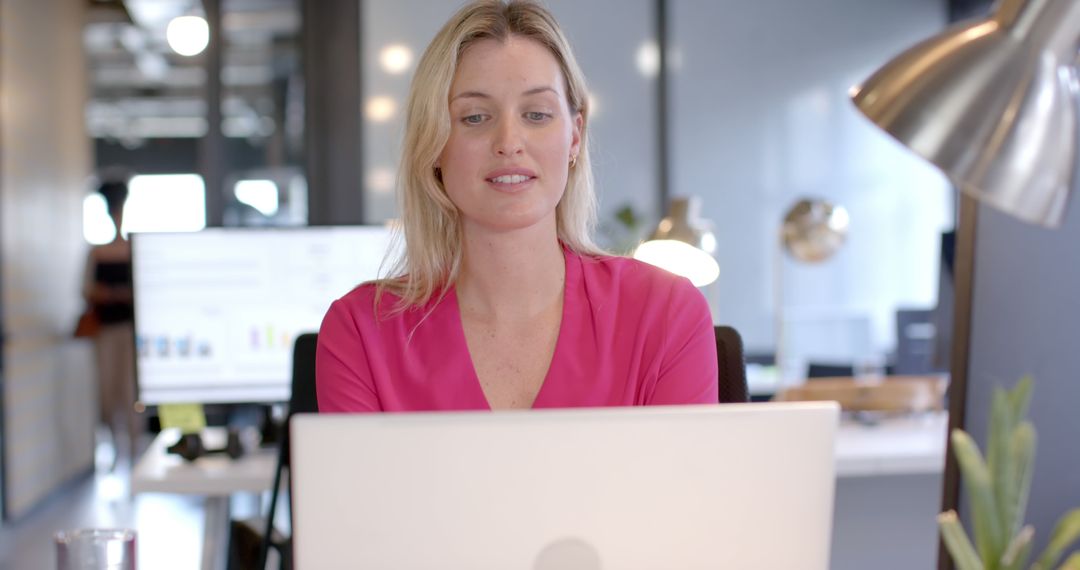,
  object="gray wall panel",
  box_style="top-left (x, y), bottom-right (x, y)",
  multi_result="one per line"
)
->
top-left (964, 156), bottom-right (1080, 556)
